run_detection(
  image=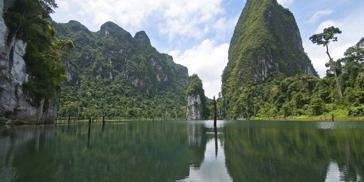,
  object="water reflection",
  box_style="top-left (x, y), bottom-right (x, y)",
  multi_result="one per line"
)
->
top-left (181, 120), bottom-right (232, 181)
top-left (224, 121), bottom-right (364, 182)
top-left (0, 126), bottom-right (55, 181)
top-left (0, 121), bottom-right (364, 182)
